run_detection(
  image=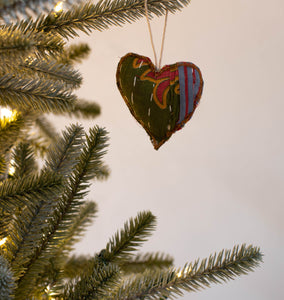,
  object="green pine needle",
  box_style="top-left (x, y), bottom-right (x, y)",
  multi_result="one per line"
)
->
top-left (22, 58), bottom-right (83, 89)
top-left (13, 126), bottom-right (109, 298)
top-left (72, 125), bottom-right (109, 182)
top-left (26, 135), bottom-right (49, 158)
top-left (68, 99), bottom-right (101, 119)
top-left (32, 0), bottom-right (191, 39)
top-left (0, 25), bottom-right (64, 57)
top-left (0, 255), bottom-right (15, 300)
top-left (0, 171), bottom-right (63, 214)
top-left (44, 123), bottom-right (84, 176)
top-left (0, 27), bottom-right (35, 59)
top-left (62, 261), bottom-right (119, 300)
top-left (58, 43), bottom-right (91, 65)
top-left (0, 171), bottom-right (64, 275)
top-left (11, 142), bottom-right (38, 179)
top-left (63, 255), bottom-right (92, 279)
top-left (29, 202), bottom-right (98, 296)
top-left (0, 154), bottom-right (5, 176)
top-left (0, 0), bottom-right (64, 23)
top-left (114, 244), bottom-right (263, 299)
top-left (54, 201), bottom-right (98, 255)
top-left (35, 116), bottom-right (59, 142)
top-left (121, 252), bottom-right (174, 274)
top-left (0, 74), bottom-right (76, 113)
top-left (0, 111), bottom-right (24, 155)
top-left (102, 211), bottom-right (157, 264)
